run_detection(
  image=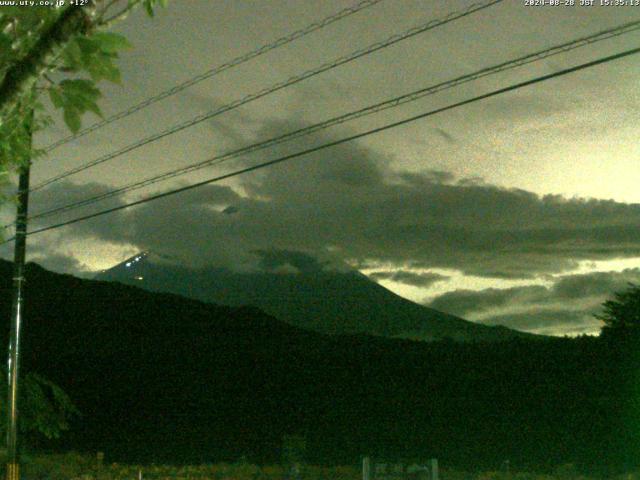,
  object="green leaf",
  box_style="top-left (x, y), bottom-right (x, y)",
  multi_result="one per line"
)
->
top-left (144, 0), bottom-right (155, 17)
top-left (0, 369), bottom-right (80, 440)
top-left (59, 37), bottom-right (83, 71)
top-left (84, 52), bottom-right (121, 84)
top-left (84, 98), bottom-right (103, 117)
top-left (63, 34), bottom-right (124, 84)
top-left (102, 64), bottom-right (121, 84)
top-left (0, 113), bottom-right (34, 169)
top-left (0, 32), bottom-right (13, 62)
top-left (142, 0), bottom-right (169, 17)
top-left (75, 36), bottom-right (100, 56)
top-left (0, 8), bottom-right (49, 31)
top-left (48, 88), bottom-right (64, 109)
top-left (59, 79), bottom-right (101, 101)
top-left (63, 108), bottom-right (81, 133)
top-left (57, 79), bottom-right (103, 122)
top-left (91, 32), bottom-right (132, 53)
top-left (0, 7), bottom-right (24, 17)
